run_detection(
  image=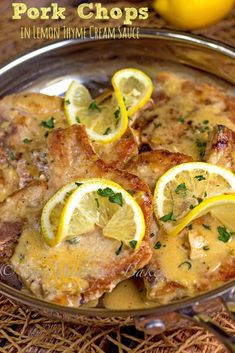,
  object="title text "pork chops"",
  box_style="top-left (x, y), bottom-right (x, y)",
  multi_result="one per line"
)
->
top-left (12, 3), bottom-right (149, 25)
